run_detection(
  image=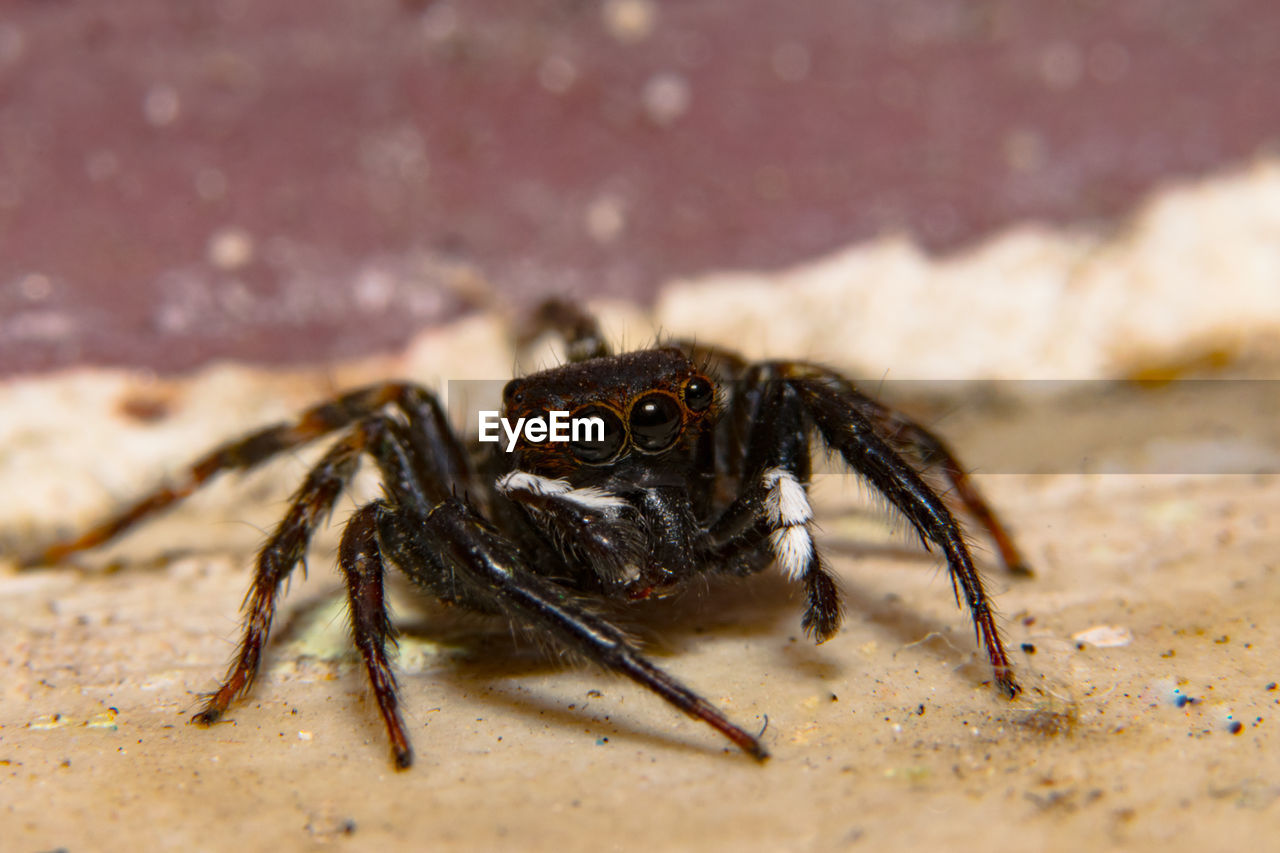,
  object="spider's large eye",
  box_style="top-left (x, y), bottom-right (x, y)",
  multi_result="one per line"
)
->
top-left (568, 405), bottom-right (626, 464)
top-left (683, 375), bottom-right (714, 412)
top-left (629, 392), bottom-right (683, 452)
